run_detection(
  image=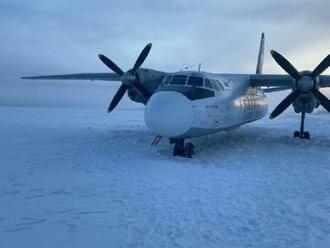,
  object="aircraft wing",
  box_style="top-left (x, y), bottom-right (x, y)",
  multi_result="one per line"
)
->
top-left (21, 73), bottom-right (121, 82)
top-left (250, 74), bottom-right (330, 88)
top-left (262, 86), bottom-right (291, 93)
top-left (249, 74), bottom-right (293, 87)
top-left (320, 75), bottom-right (330, 87)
